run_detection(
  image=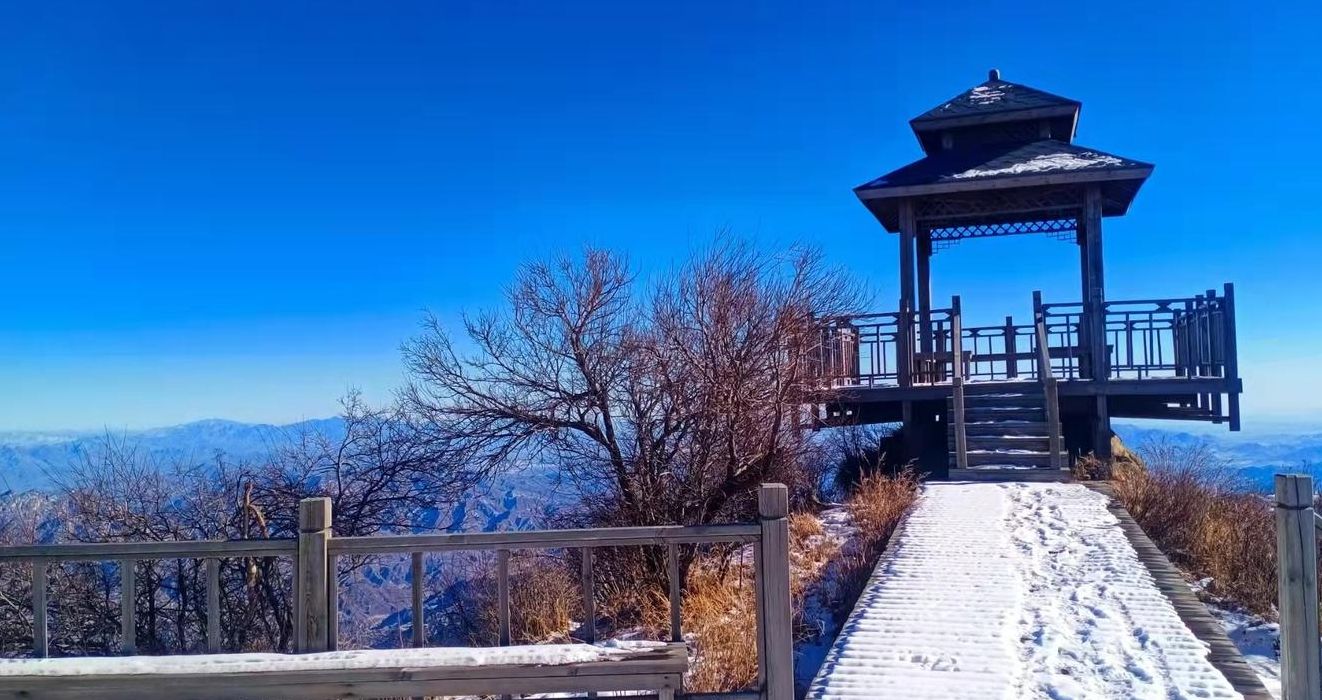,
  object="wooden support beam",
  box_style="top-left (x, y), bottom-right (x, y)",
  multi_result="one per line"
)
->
top-left (1084, 186), bottom-right (1107, 381)
top-left (1275, 474), bottom-right (1320, 700)
top-left (580, 548), bottom-right (595, 643)
top-left (667, 544), bottom-right (682, 643)
top-left (917, 233), bottom-right (934, 375)
top-left (898, 199), bottom-right (917, 387)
